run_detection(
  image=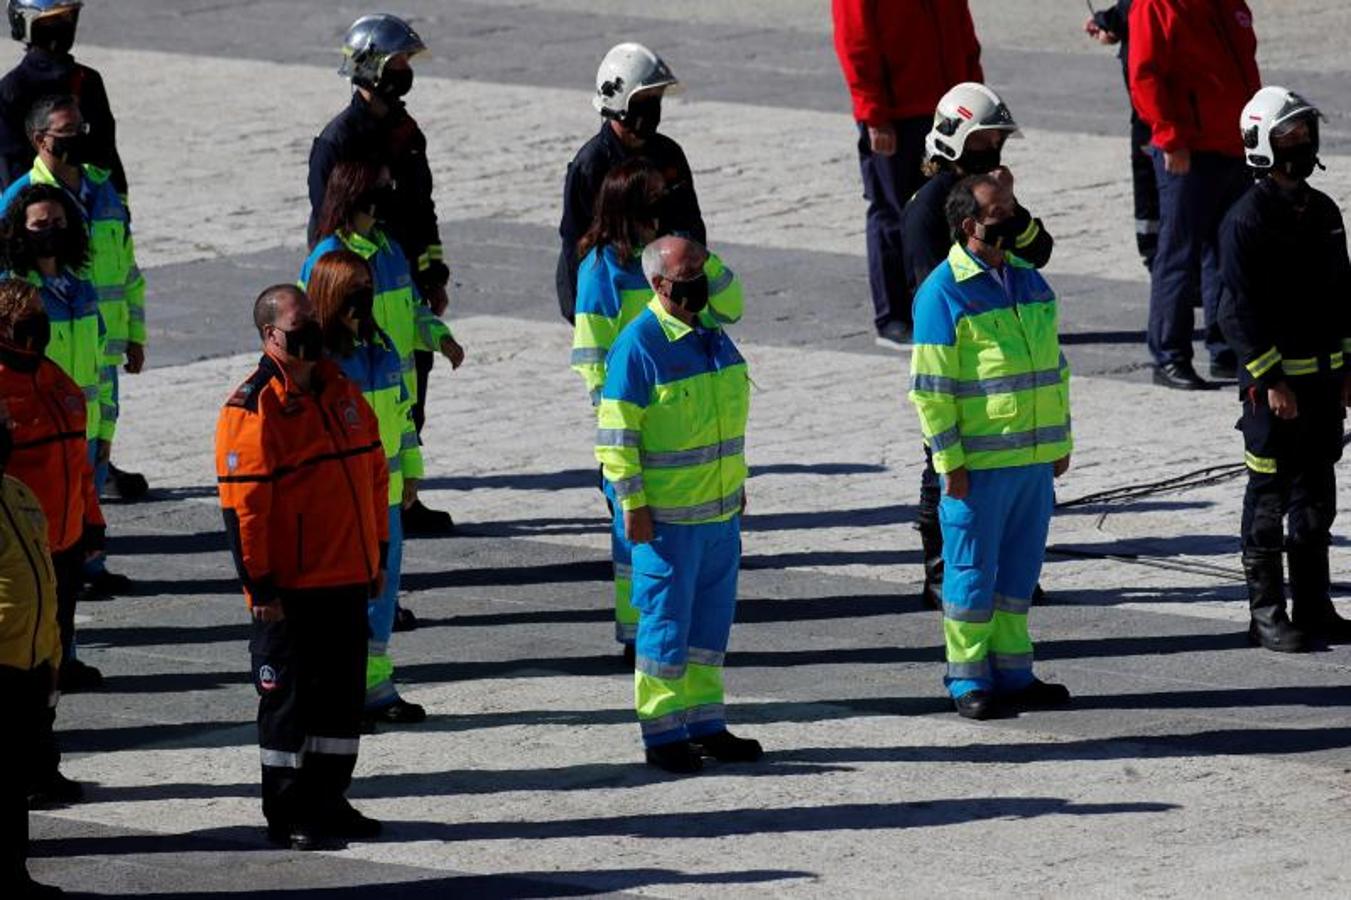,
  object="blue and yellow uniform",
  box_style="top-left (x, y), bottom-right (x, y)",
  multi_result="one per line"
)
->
top-left (328, 328), bottom-right (421, 710)
top-left (908, 244), bottom-right (1071, 699)
top-left (572, 245), bottom-right (741, 646)
top-left (596, 297), bottom-right (750, 747)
